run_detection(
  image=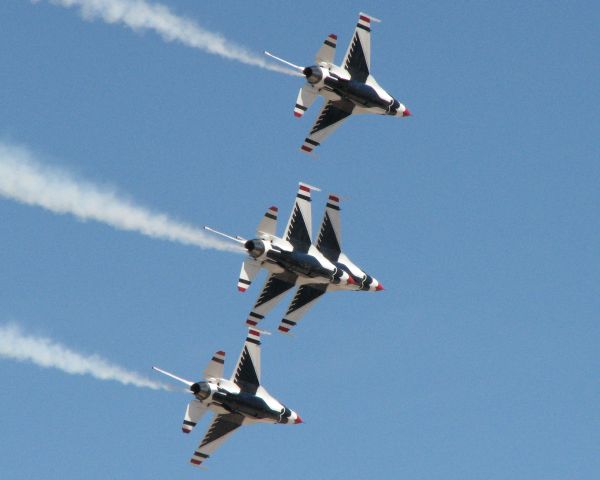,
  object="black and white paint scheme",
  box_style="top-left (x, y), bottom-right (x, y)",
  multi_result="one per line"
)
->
top-left (153, 329), bottom-right (302, 468)
top-left (265, 12), bottom-right (411, 153)
top-left (205, 182), bottom-right (383, 334)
